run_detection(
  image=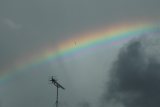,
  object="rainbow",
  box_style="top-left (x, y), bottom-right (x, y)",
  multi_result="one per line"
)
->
top-left (0, 21), bottom-right (159, 84)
